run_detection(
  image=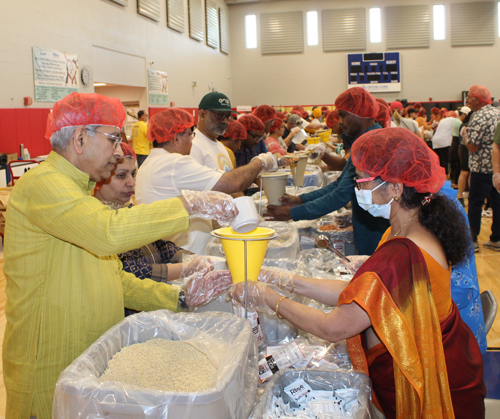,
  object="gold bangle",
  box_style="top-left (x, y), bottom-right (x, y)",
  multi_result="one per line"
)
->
top-left (275, 296), bottom-right (288, 319)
